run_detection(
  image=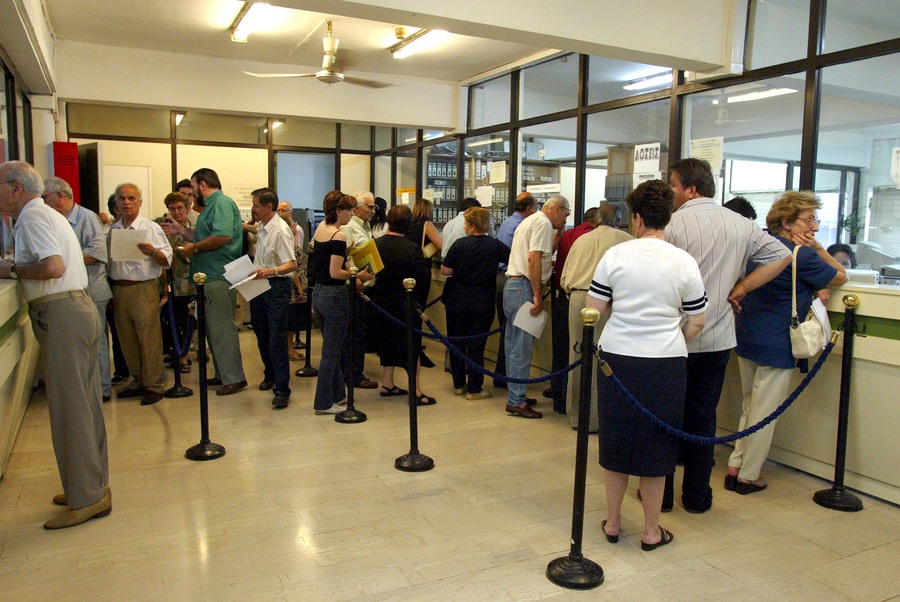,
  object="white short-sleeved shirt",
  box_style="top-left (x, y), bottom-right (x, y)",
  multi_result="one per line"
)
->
top-left (107, 215), bottom-right (173, 281)
top-left (13, 197), bottom-right (88, 302)
top-left (254, 213), bottom-right (295, 276)
top-left (589, 238), bottom-right (707, 358)
top-left (506, 211), bottom-right (554, 282)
